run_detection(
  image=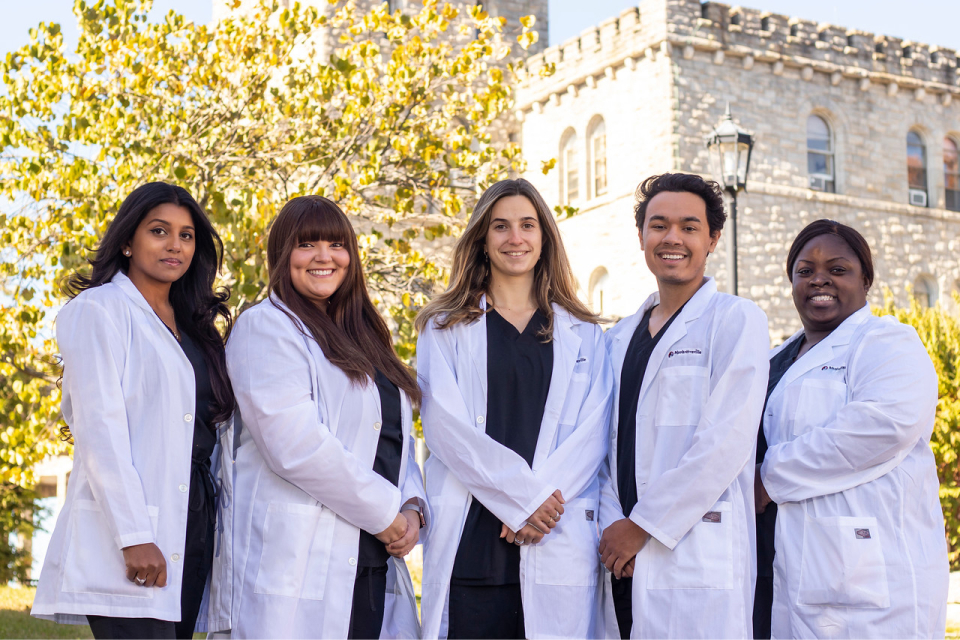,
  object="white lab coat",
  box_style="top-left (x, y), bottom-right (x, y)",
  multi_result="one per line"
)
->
top-left (599, 277), bottom-right (769, 639)
top-left (418, 301), bottom-right (615, 640)
top-left (223, 296), bottom-right (425, 639)
top-left (32, 272), bottom-right (231, 631)
top-left (760, 305), bottom-right (948, 638)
